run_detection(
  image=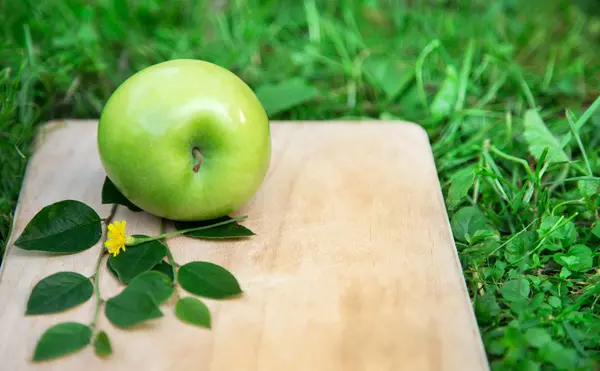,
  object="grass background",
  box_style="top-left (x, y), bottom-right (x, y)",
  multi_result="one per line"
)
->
top-left (2, 0), bottom-right (600, 369)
